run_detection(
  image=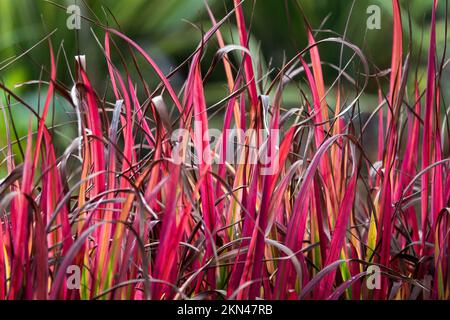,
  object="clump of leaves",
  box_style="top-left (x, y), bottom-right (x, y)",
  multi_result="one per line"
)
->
top-left (0, 0), bottom-right (448, 300)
